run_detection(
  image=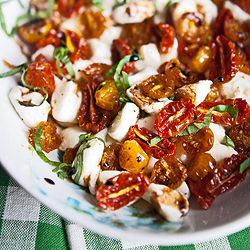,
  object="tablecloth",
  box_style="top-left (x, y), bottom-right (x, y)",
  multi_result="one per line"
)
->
top-left (0, 165), bottom-right (250, 250)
